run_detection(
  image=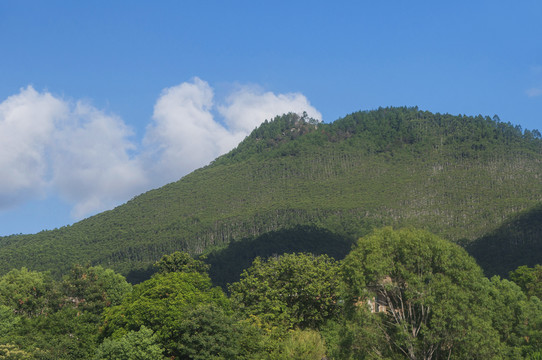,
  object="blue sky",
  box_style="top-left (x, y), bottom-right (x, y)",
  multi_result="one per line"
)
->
top-left (0, 1), bottom-right (541, 236)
